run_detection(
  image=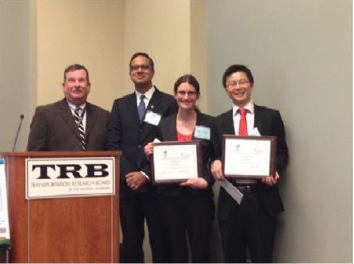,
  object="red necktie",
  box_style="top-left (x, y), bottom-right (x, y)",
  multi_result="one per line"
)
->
top-left (238, 108), bottom-right (248, 136)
